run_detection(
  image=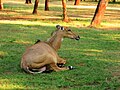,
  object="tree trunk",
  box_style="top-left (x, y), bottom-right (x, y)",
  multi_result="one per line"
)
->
top-left (113, 0), bottom-right (115, 2)
top-left (45, 0), bottom-right (49, 11)
top-left (25, 0), bottom-right (32, 4)
top-left (90, 0), bottom-right (109, 27)
top-left (62, 0), bottom-right (69, 22)
top-left (33, 0), bottom-right (39, 14)
top-left (0, 0), bottom-right (3, 10)
top-left (74, 0), bottom-right (80, 5)
top-left (81, 0), bottom-right (85, 1)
